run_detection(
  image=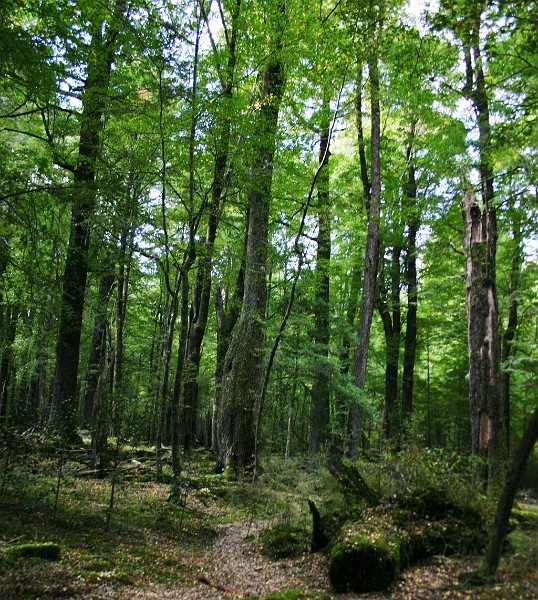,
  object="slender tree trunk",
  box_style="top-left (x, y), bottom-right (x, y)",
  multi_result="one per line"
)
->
top-left (377, 245), bottom-right (401, 440)
top-left (82, 273), bottom-right (115, 426)
top-left (401, 136), bottom-right (418, 428)
top-left (181, 0), bottom-right (240, 449)
top-left (212, 247), bottom-right (245, 456)
top-left (501, 218), bottom-right (522, 454)
top-left (308, 97), bottom-right (332, 457)
top-left (217, 3), bottom-right (286, 473)
top-left (348, 29), bottom-right (382, 458)
top-left (0, 305), bottom-right (18, 418)
top-left (49, 10), bottom-right (122, 441)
